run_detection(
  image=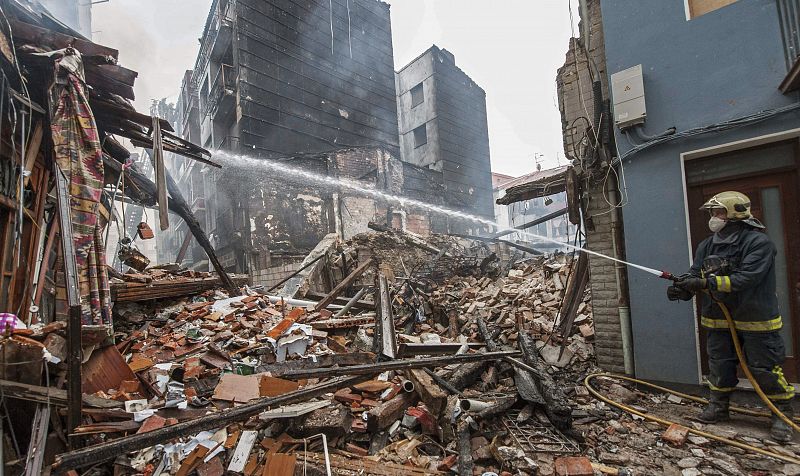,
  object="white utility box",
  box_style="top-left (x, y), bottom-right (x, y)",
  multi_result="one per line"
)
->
top-left (611, 64), bottom-right (646, 129)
